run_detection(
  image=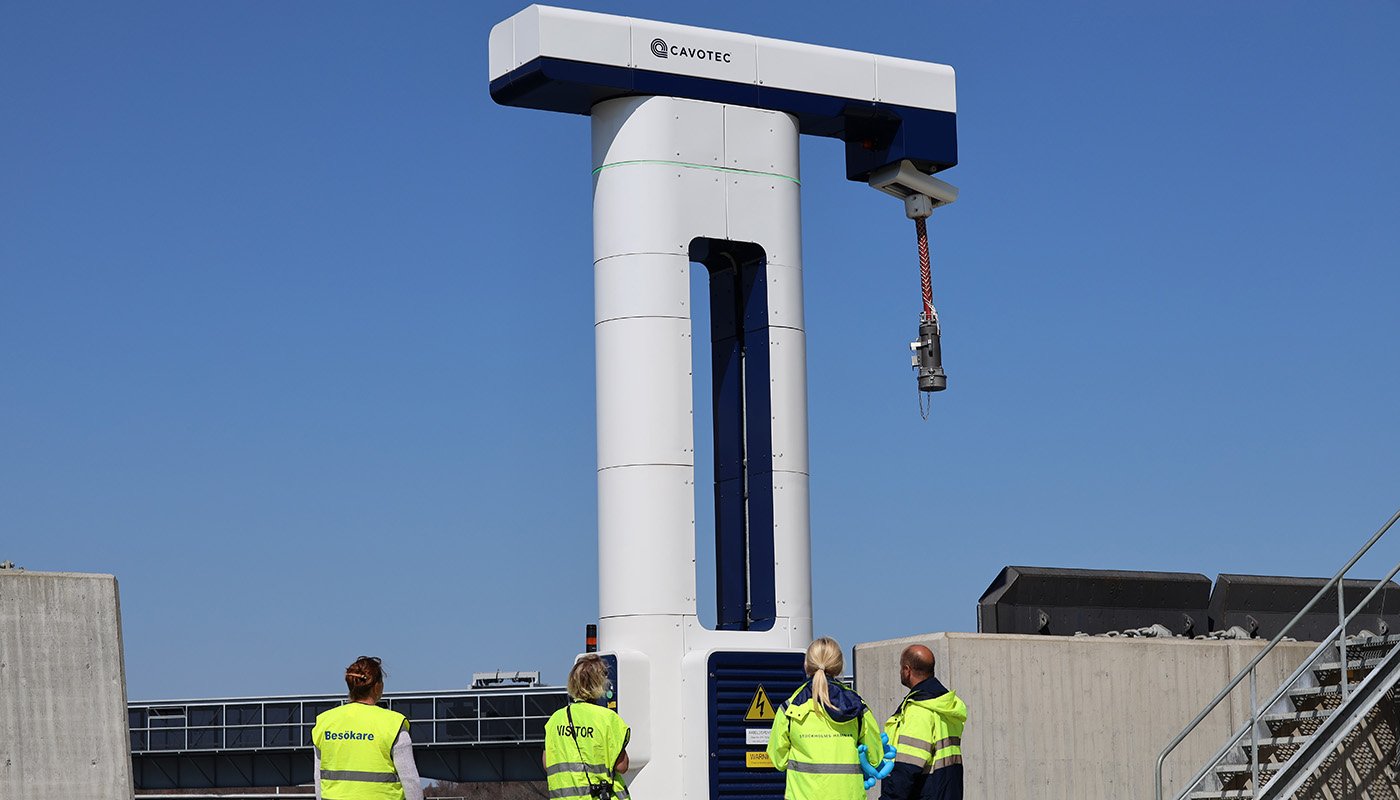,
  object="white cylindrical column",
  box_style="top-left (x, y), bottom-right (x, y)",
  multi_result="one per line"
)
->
top-left (591, 94), bottom-right (812, 798)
